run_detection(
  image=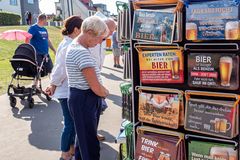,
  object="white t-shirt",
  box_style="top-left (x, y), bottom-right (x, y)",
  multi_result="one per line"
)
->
top-left (89, 40), bottom-right (106, 70)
